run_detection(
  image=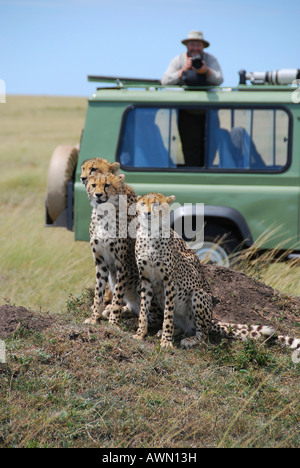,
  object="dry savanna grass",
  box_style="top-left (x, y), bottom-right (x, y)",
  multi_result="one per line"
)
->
top-left (0, 303), bottom-right (299, 448)
top-left (0, 95), bottom-right (299, 449)
top-left (0, 95), bottom-right (93, 311)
